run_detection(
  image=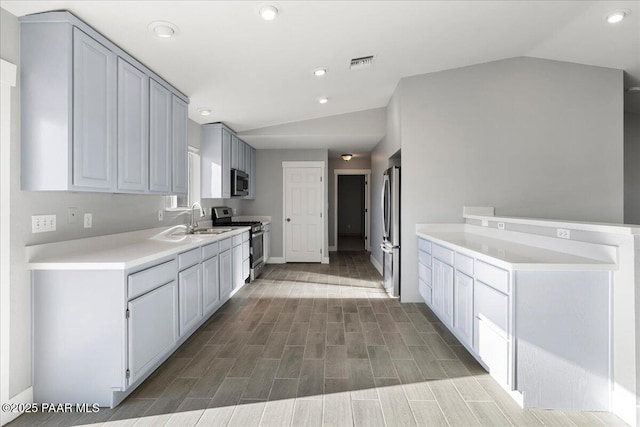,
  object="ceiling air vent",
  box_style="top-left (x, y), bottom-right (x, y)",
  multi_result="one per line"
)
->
top-left (350, 55), bottom-right (374, 70)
